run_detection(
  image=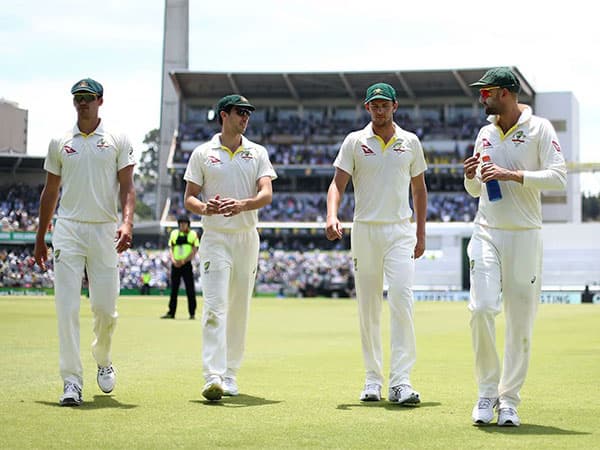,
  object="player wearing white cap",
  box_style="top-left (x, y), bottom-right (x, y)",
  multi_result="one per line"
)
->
top-left (326, 82), bottom-right (428, 405)
top-left (183, 94), bottom-right (277, 401)
top-left (34, 78), bottom-right (136, 406)
top-left (465, 67), bottom-right (567, 426)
